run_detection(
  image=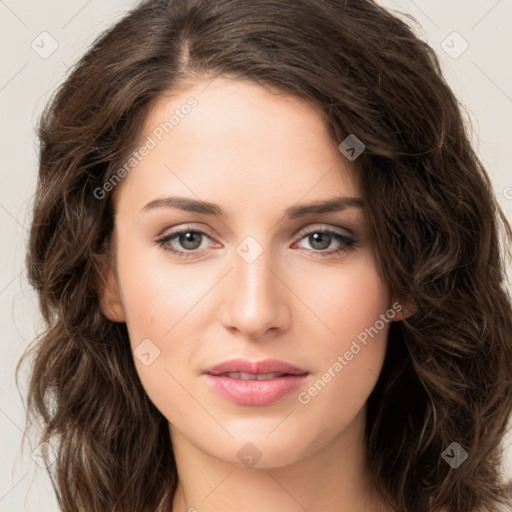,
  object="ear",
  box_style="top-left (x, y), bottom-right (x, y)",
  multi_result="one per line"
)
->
top-left (390, 298), bottom-right (417, 322)
top-left (97, 262), bottom-right (126, 323)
